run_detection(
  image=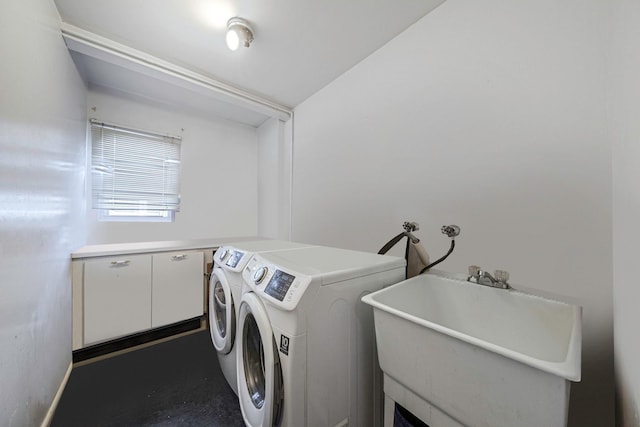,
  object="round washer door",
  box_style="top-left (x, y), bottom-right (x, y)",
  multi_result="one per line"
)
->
top-left (237, 292), bottom-right (284, 427)
top-left (209, 267), bottom-right (235, 354)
